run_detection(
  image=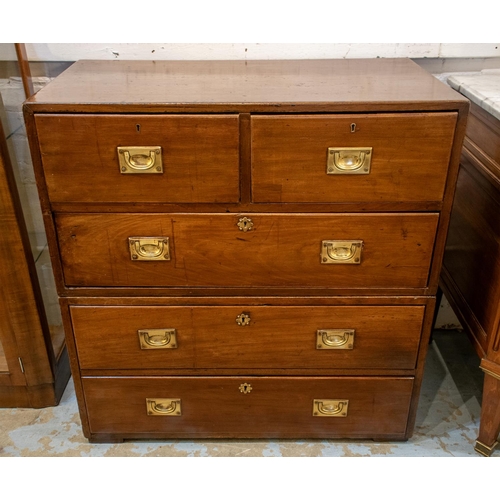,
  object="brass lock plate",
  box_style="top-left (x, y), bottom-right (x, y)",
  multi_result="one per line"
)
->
top-left (321, 240), bottom-right (363, 264)
top-left (138, 329), bottom-right (177, 349)
top-left (146, 398), bottom-right (182, 416)
top-left (313, 399), bottom-right (349, 417)
top-left (236, 313), bottom-right (251, 326)
top-left (239, 383), bottom-right (253, 394)
top-left (327, 147), bottom-right (372, 175)
top-left (317, 329), bottom-right (355, 349)
top-left (129, 237), bottom-right (170, 261)
top-left (118, 146), bottom-right (163, 174)
top-left (237, 217), bottom-right (254, 232)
